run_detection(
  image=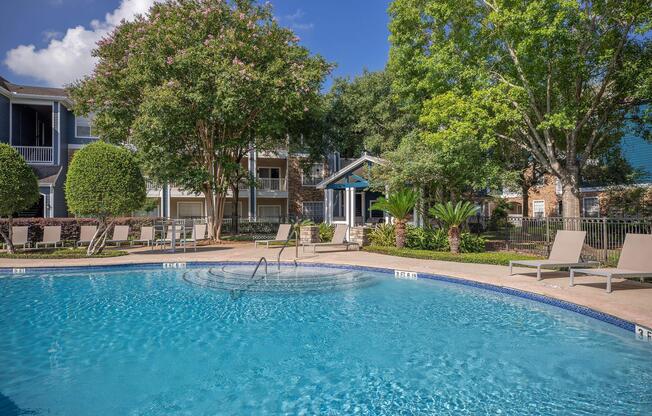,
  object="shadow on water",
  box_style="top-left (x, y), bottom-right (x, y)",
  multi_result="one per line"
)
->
top-left (0, 392), bottom-right (36, 415)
